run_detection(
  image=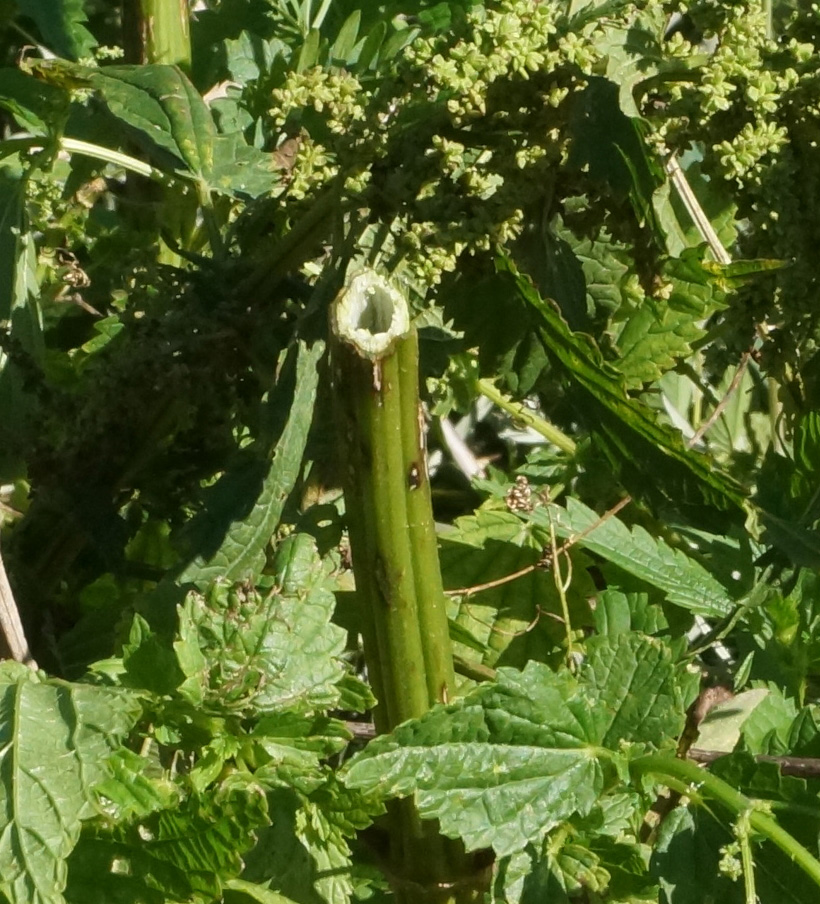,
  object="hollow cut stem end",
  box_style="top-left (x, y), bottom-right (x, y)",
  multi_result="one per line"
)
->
top-left (331, 270), bottom-right (411, 360)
